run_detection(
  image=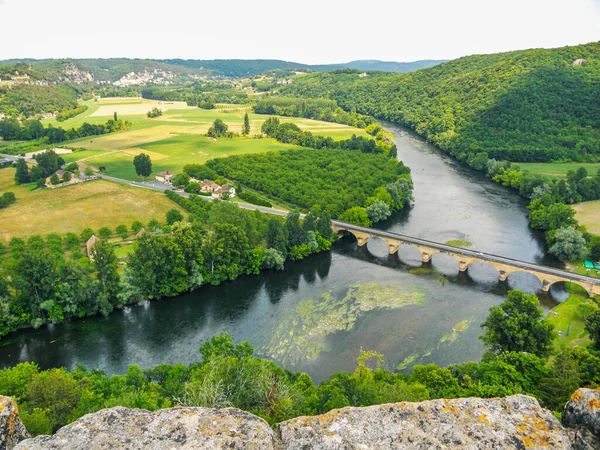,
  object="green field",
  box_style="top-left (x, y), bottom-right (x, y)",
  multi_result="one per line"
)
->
top-left (518, 162), bottom-right (600, 177)
top-left (0, 167), bottom-right (184, 242)
top-left (571, 200), bottom-right (600, 235)
top-left (548, 293), bottom-right (597, 350)
top-left (45, 98), bottom-right (367, 180)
